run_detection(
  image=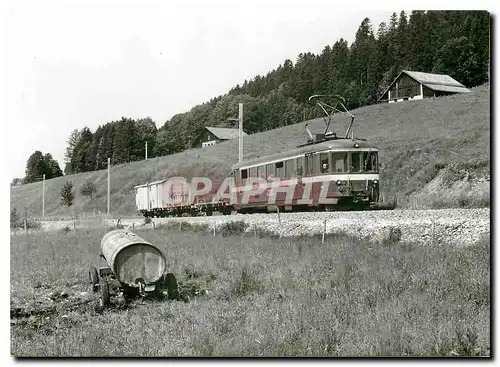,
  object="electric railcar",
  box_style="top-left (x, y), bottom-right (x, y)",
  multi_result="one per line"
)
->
top-left (135, 95), bottom-right (382, 217)
top-left (229, 133), bottom-right (380, 214)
